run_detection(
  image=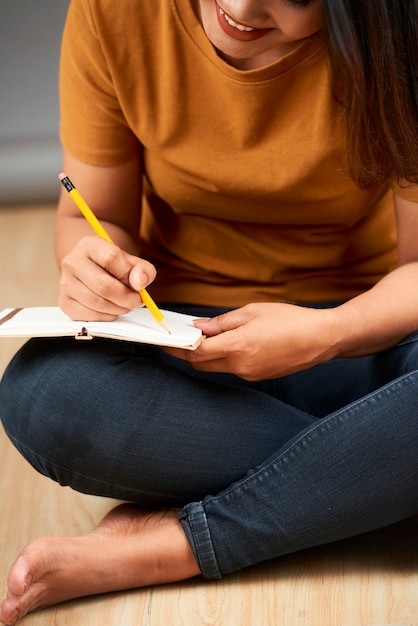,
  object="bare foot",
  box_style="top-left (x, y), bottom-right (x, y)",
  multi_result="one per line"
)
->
top-left (0, 504), bottom-right (201, 625)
